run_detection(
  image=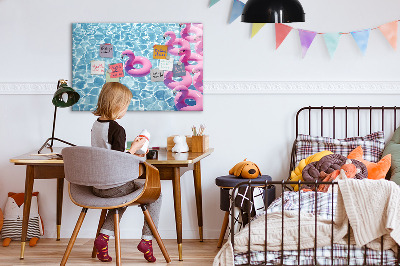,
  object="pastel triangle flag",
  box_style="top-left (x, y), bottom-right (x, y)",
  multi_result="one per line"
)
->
top-left (251, 23), bottom-right (266, 38)
top-left (229, 0), bottom-right (245, 24)
top-left (351, 29), bottom-right (370, 55)
top-left (378, 21), bottom-right (397, 50)
top-left (275, 23), bottom-right (293, 49)
top-left (209, 0), bottom-right (220, 7)
top-left (298, 29), bottom-right (317, 58)
top-left (323, 33), bottom-right (341, 58)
